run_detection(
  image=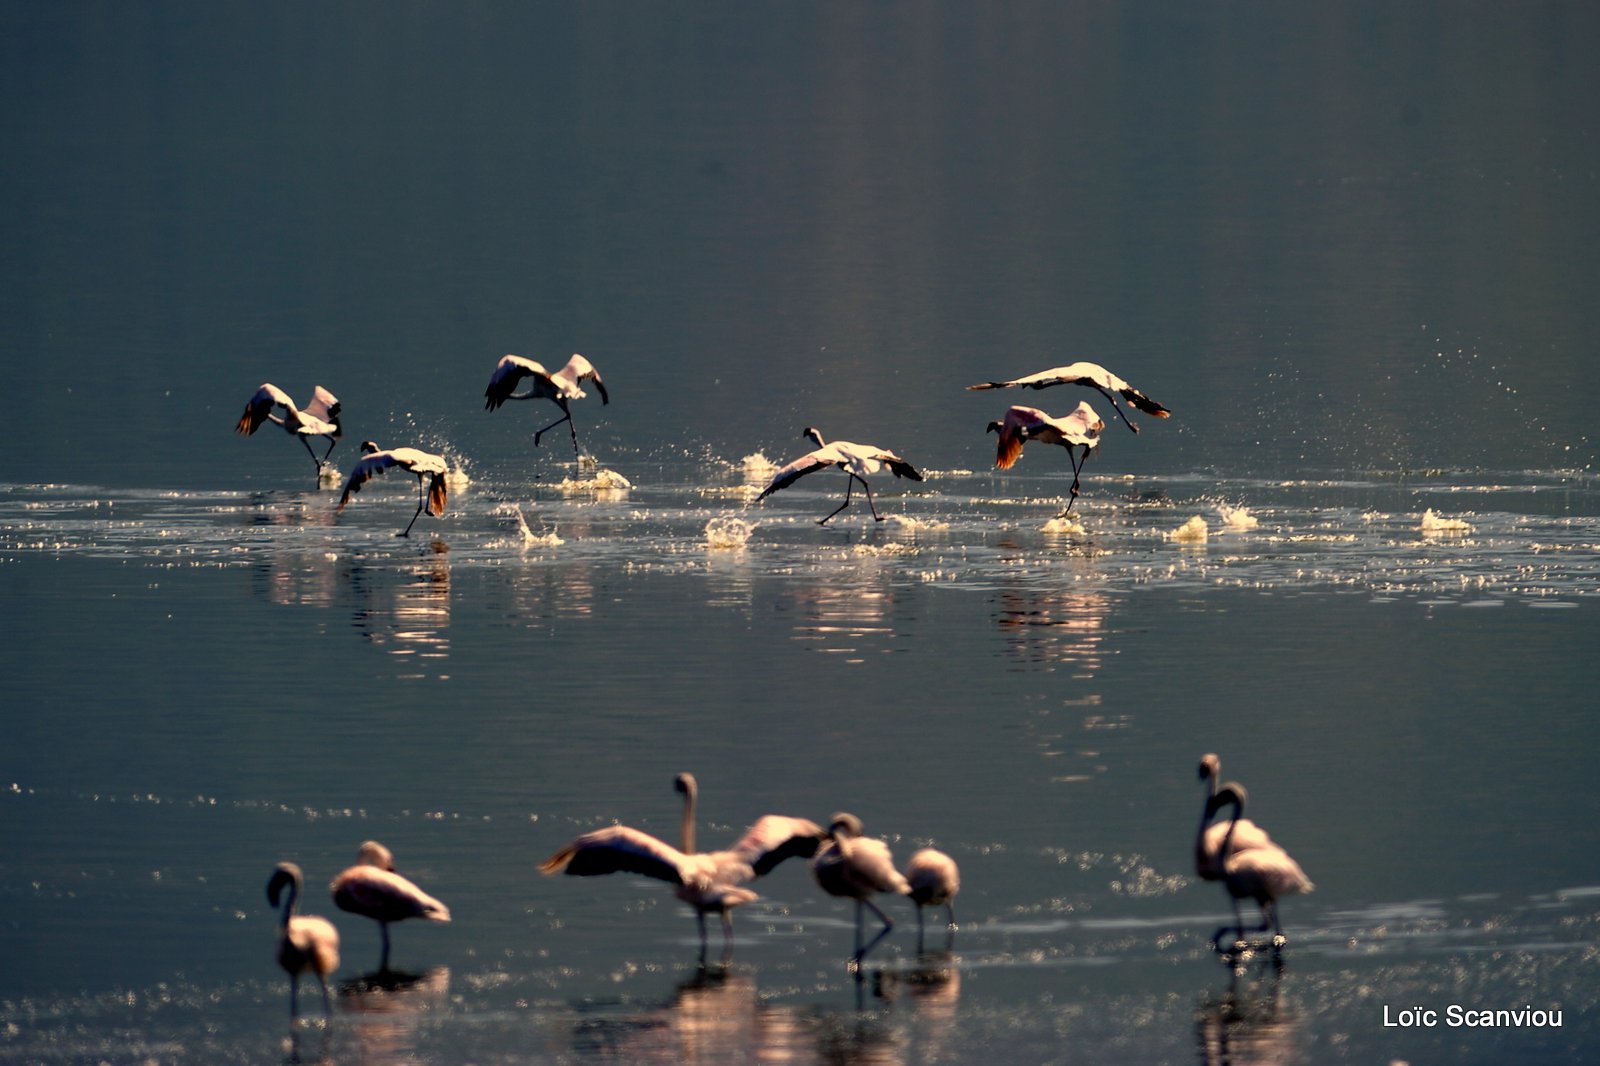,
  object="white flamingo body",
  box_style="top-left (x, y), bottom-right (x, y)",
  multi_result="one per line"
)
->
top-left (539, 773), bottom-right (825, 948)
top-left (1206, 782), bottom-right (1314, 950)
top-left (905, 847), bottom-right (961, 939)
top-left (267, 862), bottom-right (340, 1019)
top-left (756, 428), bottom-right (923, 524)
top-left (484, 353), bottom-right (609, 461)
top-left (812, 812), bottom-right (911, 964)
top-left (987, 403), bottom-right (1104, 511)
top-left (337, 440), bottom-right (449, 536)
top-left (1194, 753), bottom-right (1272, 882)
top-left (330, 841), bottom-right (451, 972)
top-left (236, 383), bottom-right (344, 476)
top-left (968, 360), bottom-right (1170, 433)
